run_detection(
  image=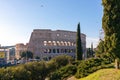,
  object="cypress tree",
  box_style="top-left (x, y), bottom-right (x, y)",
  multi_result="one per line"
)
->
top-left (102, 0), bottom-right (120, 69)
top-left (87, 48), bottom-right (91, 58)
top-left (91, 42), bottom-right (94, 56)
top-left (76, 23), bottom-right (83, 60)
